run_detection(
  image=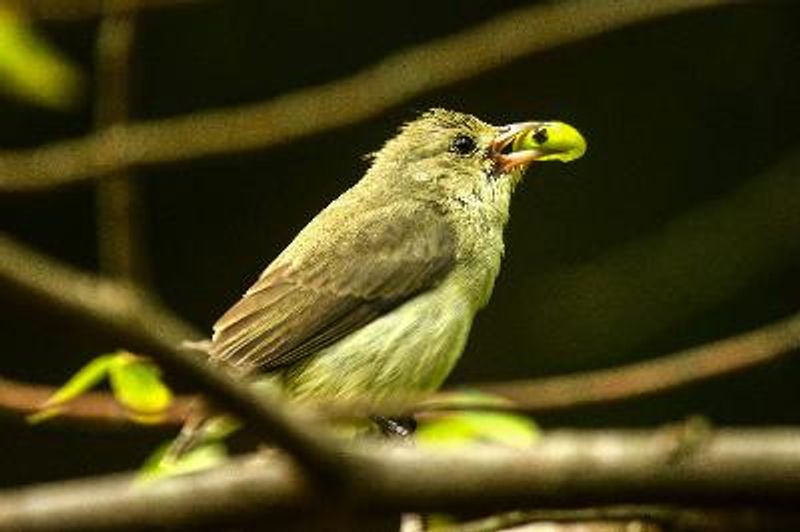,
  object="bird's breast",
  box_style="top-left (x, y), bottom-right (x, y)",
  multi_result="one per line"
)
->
top-left (280, 276), bottom-right (477, 402)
